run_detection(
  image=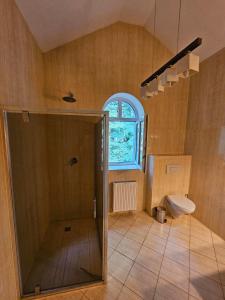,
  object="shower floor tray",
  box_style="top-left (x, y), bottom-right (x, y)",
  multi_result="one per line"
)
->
top-left (23, 218), bottom-right (102, 295)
